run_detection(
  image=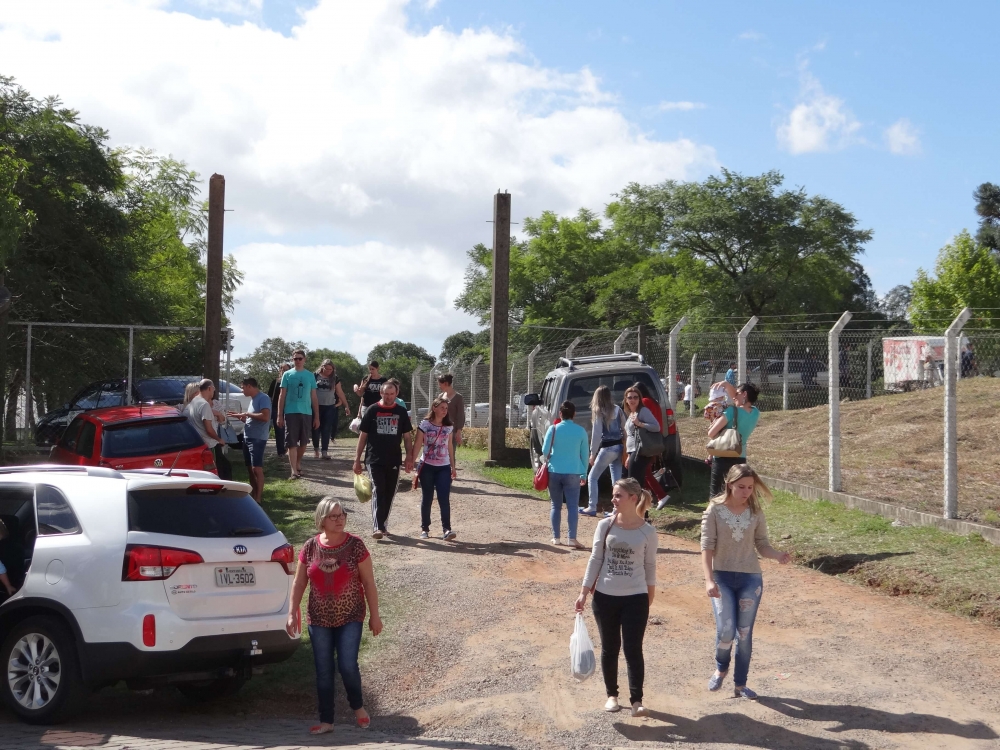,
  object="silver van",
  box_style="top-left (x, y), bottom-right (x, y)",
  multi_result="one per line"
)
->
top-left (522, 354), bottom-right (682, 479)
